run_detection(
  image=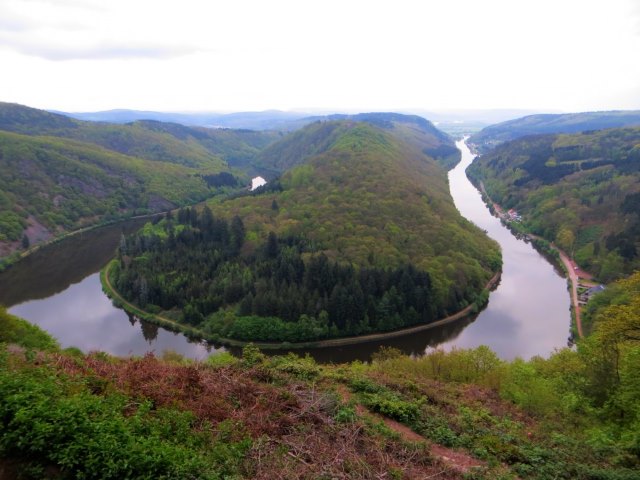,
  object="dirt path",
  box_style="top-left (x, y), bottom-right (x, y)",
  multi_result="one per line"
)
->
top-left (523, 233), bottom-right (584, 338)
top-left (337, 386), bottom-right (486, 476)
